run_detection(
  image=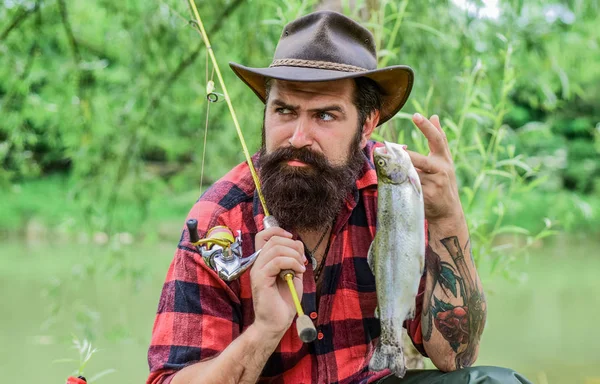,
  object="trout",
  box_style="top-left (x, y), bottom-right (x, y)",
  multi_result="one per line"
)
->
top-left (368, 141), bottom-right (426, 378)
